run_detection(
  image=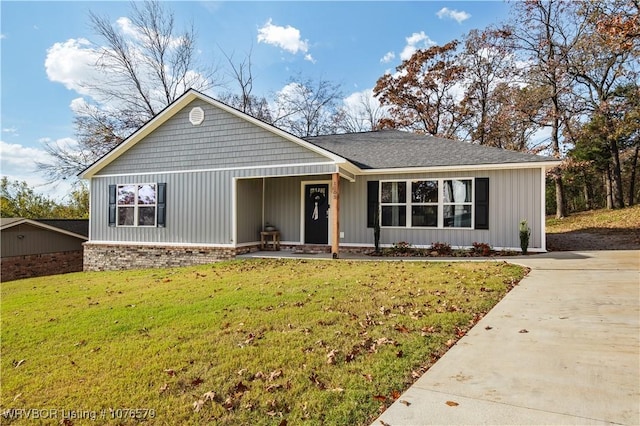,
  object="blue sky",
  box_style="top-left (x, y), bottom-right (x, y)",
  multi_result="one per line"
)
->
top-left (0, 1), bottom-right (511, 201)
